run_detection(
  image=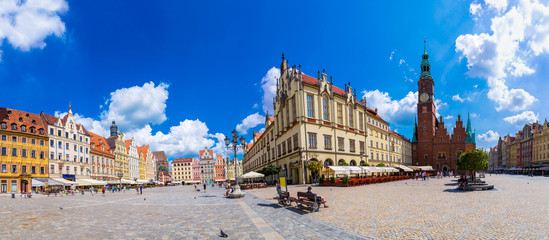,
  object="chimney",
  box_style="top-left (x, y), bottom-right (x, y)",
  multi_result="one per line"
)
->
top-left (375, 108), bottom-right (378, 113)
